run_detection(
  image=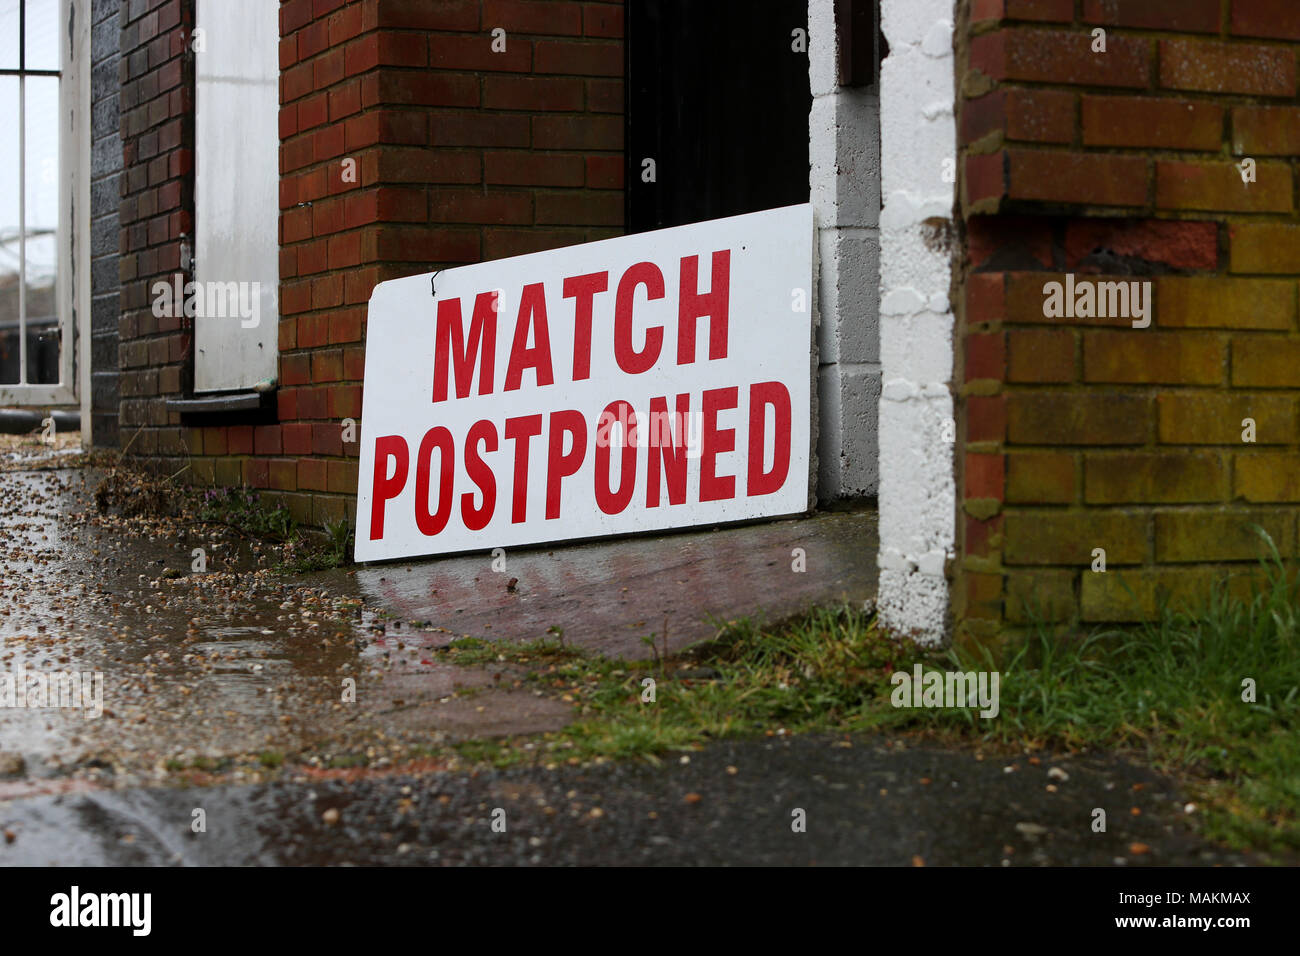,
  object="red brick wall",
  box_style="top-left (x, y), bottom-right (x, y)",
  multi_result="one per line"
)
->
top-left (116, 0), bottom-right (194, 470)
top-left (118, 0), bottom-right (624, 527)
top-left (955, 0), bottom-right (1300, 640)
